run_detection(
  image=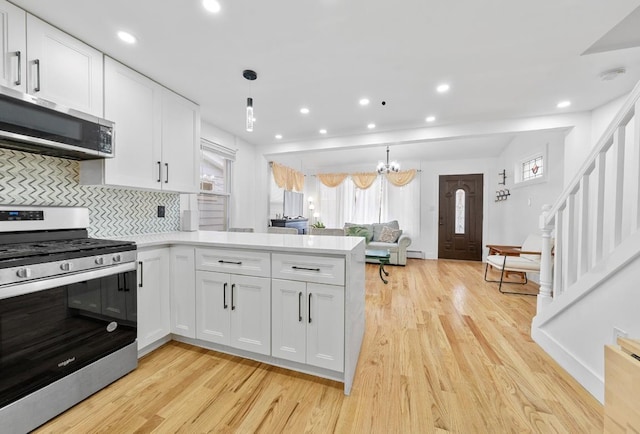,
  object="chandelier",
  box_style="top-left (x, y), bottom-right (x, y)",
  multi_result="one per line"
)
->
top-left (376, 146), bottom-right (400, 174)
